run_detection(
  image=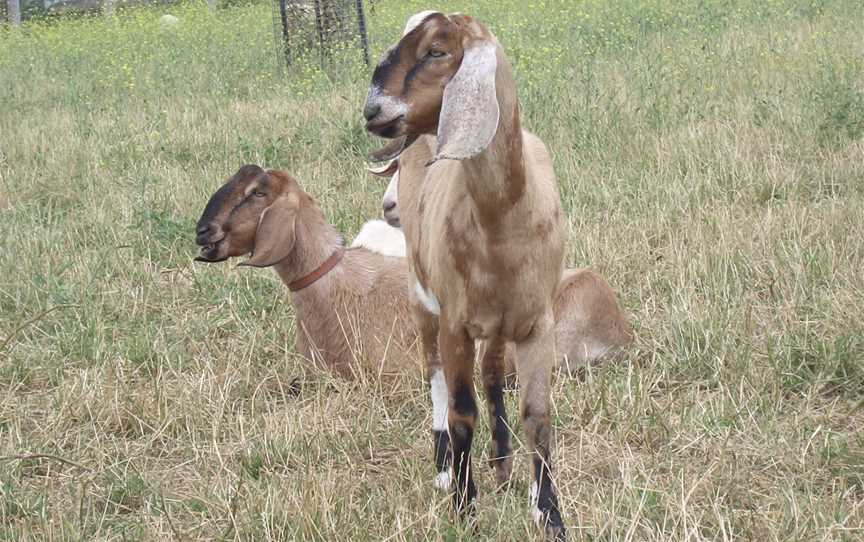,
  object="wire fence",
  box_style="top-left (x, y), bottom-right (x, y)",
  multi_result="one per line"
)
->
top-left (3, 0), bottom-right (376, 83)
top-left (269, 0), bottom-right (369, 71)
